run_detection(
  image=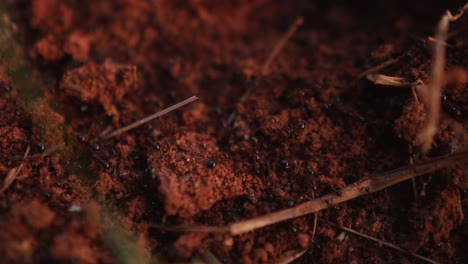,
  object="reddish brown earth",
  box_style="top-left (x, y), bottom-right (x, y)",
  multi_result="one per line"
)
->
top-left (0, 0), bottom-right (467, 263)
